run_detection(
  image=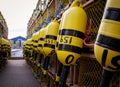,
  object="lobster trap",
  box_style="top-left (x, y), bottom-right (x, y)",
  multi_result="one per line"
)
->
top-left (39, 0), bottom-right (120, 86)
top-left (25, 0), bottom-right (120, 87)
top-left (75, 0), bottom-right (120, 87)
